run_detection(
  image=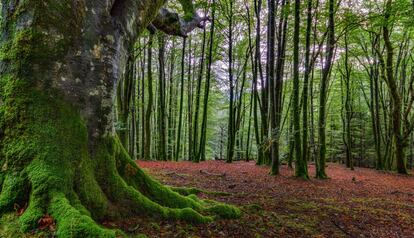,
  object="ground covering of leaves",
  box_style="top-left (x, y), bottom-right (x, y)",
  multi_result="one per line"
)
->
top-left (119, 161), bottom-right (414, 238)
